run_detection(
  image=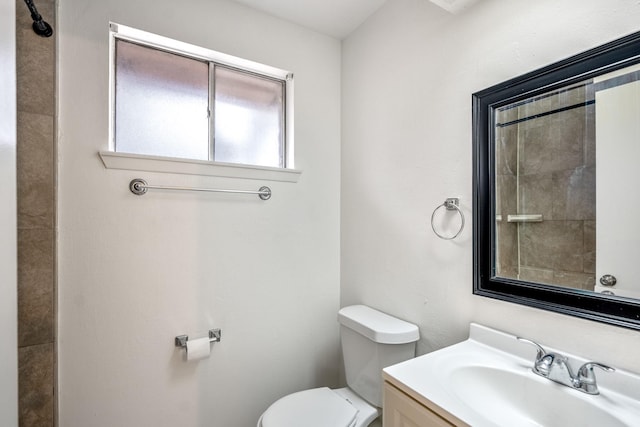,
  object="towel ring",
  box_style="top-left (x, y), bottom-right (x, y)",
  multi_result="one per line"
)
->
top-left (431, 198), bottom-right (465, 240)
